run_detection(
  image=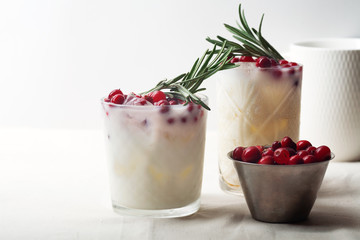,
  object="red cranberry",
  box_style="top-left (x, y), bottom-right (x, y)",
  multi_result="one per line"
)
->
top-left (178, 99), bottom-right (185, 104)
top-left (242, 146), bottom-right (262, 163)
top-left (149, 91), bottom-right (166, 103)
top-left (104, 98), bottom-right (110, 102)
top-left (296, 140), bottom-right (312, 151)
top-left (108, 89), bottom-right (123, 100)
top-left (159, 105), bottom-right (170, 114)
top-left (282, 64), bottom-right (291, 68)
top-left (167, 118), bottom-right (175, 124)
top-left (180, 117), bottom-right (187, 123)
top-left (281, 136), bottom-right (297, 150)
top-left (169, 100), bottom-right (178, 105)
top-left (288, 155), bottom-right (304, 165)
top-left (187, 103), bottom-right (194, 112)
top-left (289, 62), bottom-right (298, 66)
top-left (314, 145), bottom-right (331, 162)
top-left (274, 148), bottom-right (290, 165)
top-left (133, 98), bottom-right (147, 105)
top-left (262, 148), bottom-right (274, 157)
top-left (306, 146), bottom-right (316, 155)
top-left (258, 156), bottom-right (275, 165)
top-left (297, 150), bottom-right (309, 159)
top-left (271, 141), bottom-right (282, 151)
top-left (232, 147), bottom-right (245, 161)
top-left (239, 56), bottom-right (255, 62)
top-left (130, 92), bottom-right (141, 98)
top-left (270, 59), bottom-right (278, 66)
top-left (272, 69), bottom-right (282, 78)
top-left (256, 56), bottom-right (272, 68)
top-left (230, 57), bottom-right (240, 63)
top-left (200, 109), bottom-right (204, 118)
top-left (256, 145), bottom-right (264, 152)
top-left (154, 99), bottom-right (169, 106)
top-left (279, 59), bottom-right (288, 65)
top-left (111, 94), bottom-right (125, 104)
top-left (303, 155), bottom-right (316, 164)
top-left (142, 95), bottom-right (153, 104)
top-left (286, 147), bottom-right (296, 156)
